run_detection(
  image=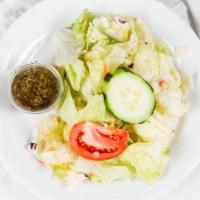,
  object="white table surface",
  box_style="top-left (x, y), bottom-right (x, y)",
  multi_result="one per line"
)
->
top-left (0, 0), bottom-right (200, 200)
